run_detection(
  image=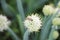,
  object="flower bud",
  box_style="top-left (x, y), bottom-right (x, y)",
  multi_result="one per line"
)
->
top-left (42, 5), bottom-right (54, 16)
top-left (53, 31), bottom-right (59, 39)
top-left (52, 18), bottom-right (60, 26)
